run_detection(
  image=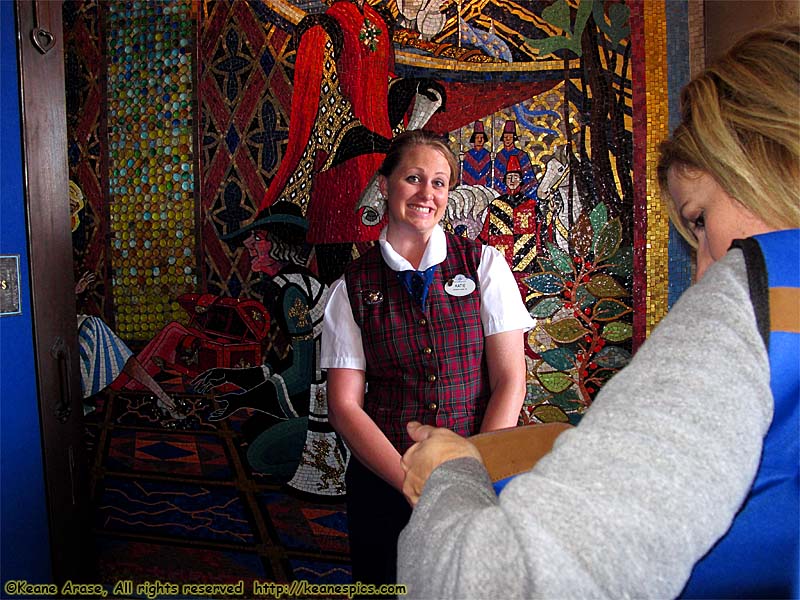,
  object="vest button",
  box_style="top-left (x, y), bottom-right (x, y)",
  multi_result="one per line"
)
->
top-left (423, 347), bottom-right (433, 355)
top-left (428, 402), bottom-right (438, 411)
top-left (427, 373), bottom-right (437, 382)
top-left (418, 318), bottom-right (427, 326)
